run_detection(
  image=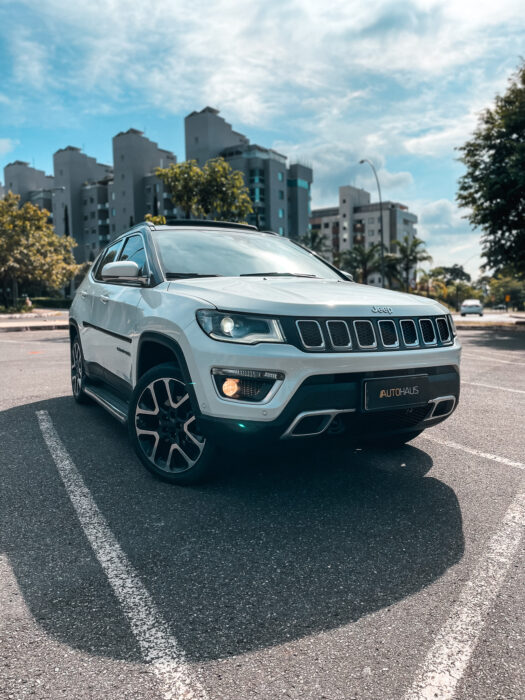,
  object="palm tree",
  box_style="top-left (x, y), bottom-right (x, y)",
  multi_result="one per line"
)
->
top-left (339, 243), bottom-right (383, 283)
top-left (417, 271), bottom-right (447, 300)
top-left (391, 235), bottom-right (433, 292)
top-left (298, 228), bottom-right (330, 255)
